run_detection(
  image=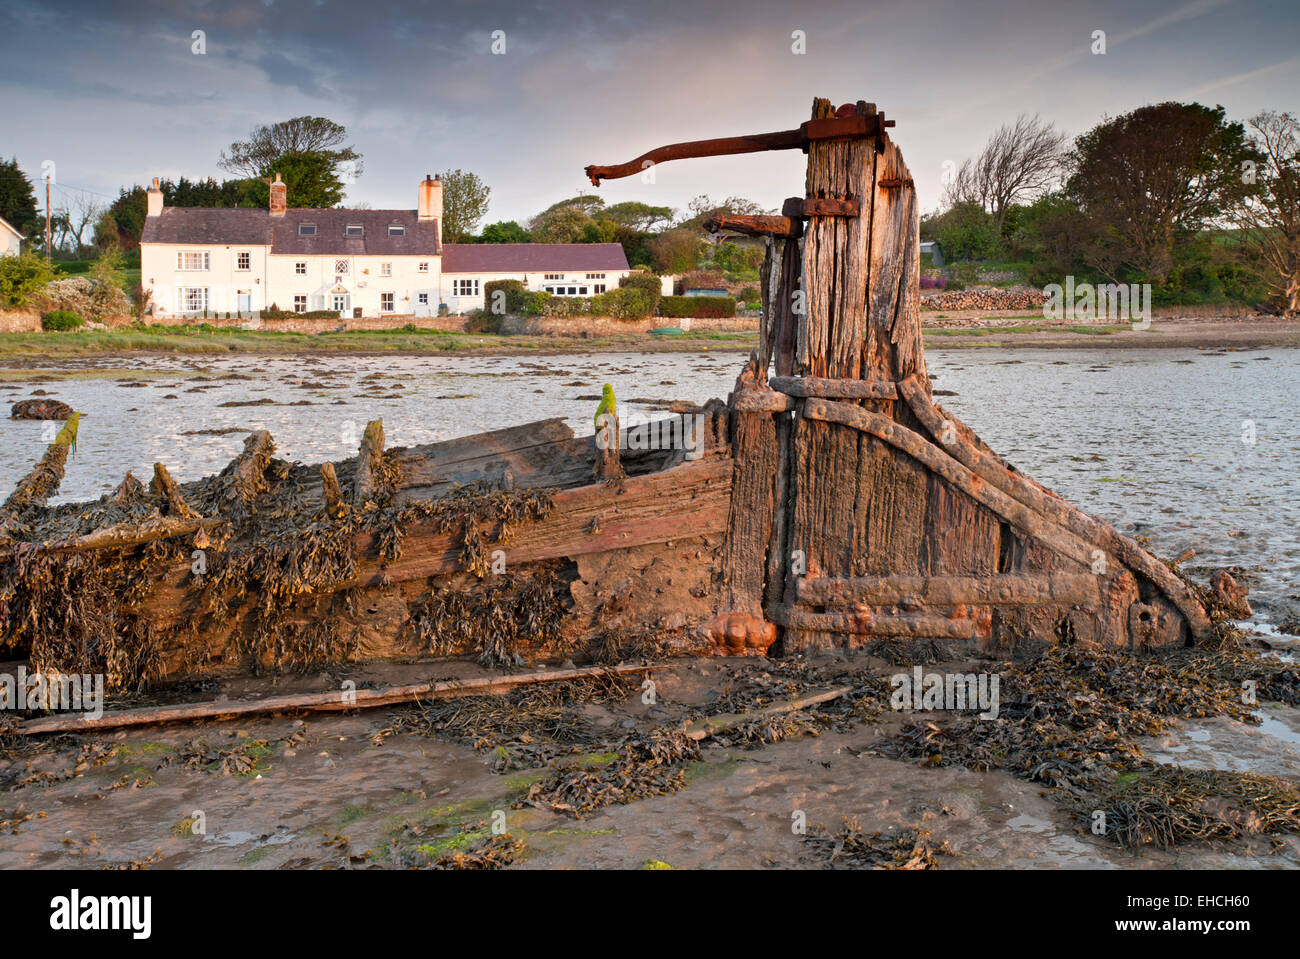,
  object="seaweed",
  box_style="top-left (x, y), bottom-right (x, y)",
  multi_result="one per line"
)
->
top-left (802, 816), bottom-right (958, 870)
